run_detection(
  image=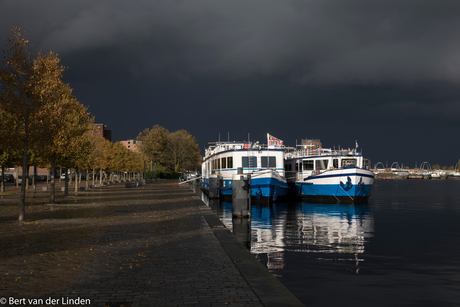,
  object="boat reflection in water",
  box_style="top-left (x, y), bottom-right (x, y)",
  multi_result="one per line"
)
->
top-left (202, 191), bottom-right (374, 275)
